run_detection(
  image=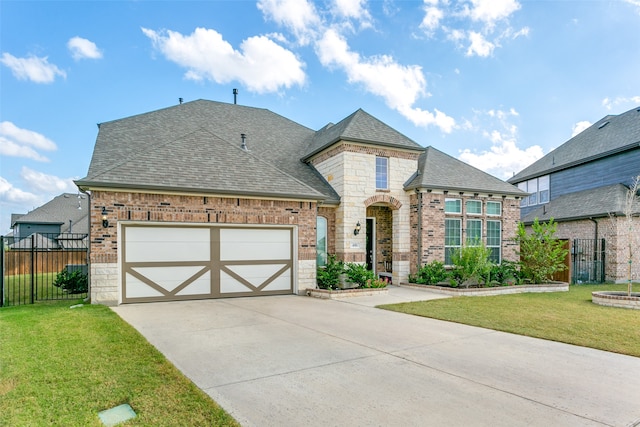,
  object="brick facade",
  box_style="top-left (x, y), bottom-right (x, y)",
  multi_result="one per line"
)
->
top-left (88, 191), bottom-right (318, 303)
top-left (410, 191), bottom-right (521, 274)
